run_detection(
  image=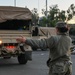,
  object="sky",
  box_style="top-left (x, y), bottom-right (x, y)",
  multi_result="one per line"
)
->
top-left (0, 0), bottom-right (75, 16)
